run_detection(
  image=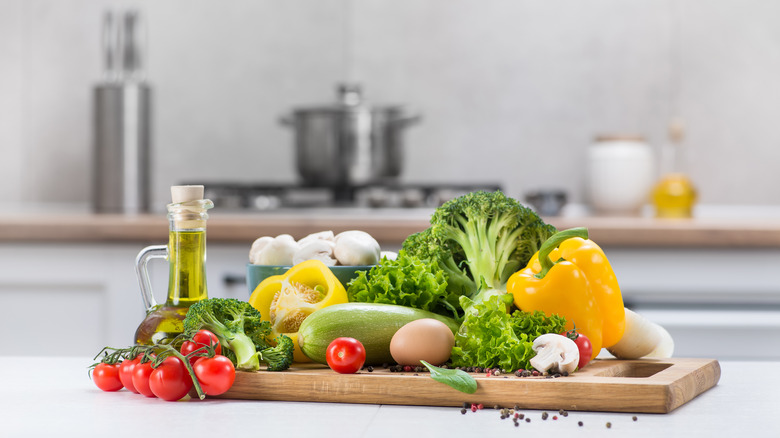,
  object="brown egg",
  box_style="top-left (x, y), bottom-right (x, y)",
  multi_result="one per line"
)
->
top-left (389, 318), bottom-right (455, 366)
